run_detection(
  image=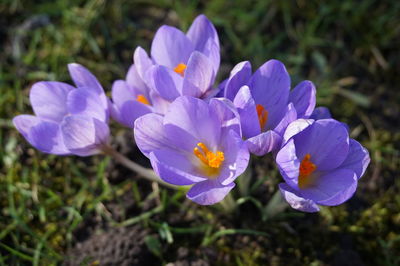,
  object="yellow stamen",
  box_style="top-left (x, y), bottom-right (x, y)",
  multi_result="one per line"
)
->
top-left (174, 63), bottom-right (187, 76)
top-left (193, 142), bottom-right (224, 169)
top-left (256, 104), bottom-right (268, 130)
top-left (298, 154), bottom-right (317, 189)
top-left (136, 94), bottom-right (150, 105)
